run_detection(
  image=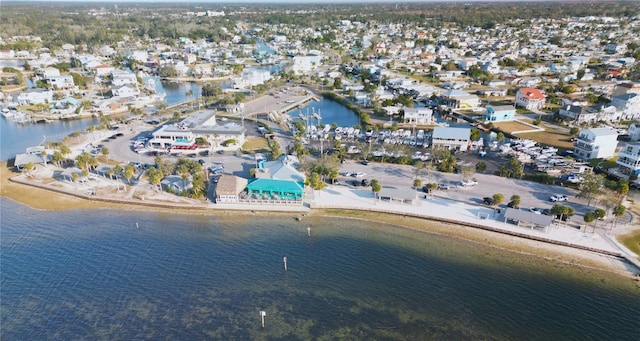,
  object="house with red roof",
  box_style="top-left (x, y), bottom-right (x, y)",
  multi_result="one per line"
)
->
top-left (515, 87), bottom-right (546, 110)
